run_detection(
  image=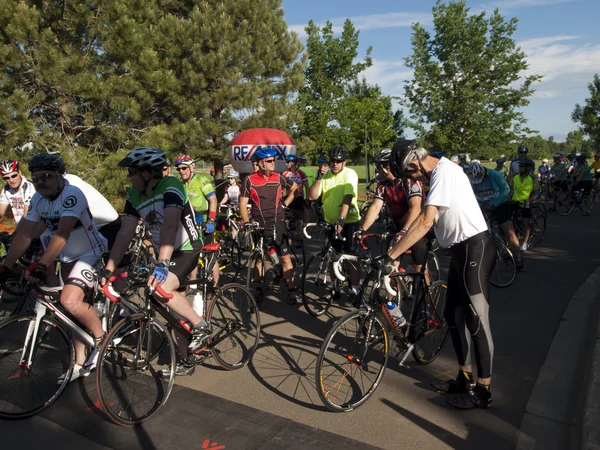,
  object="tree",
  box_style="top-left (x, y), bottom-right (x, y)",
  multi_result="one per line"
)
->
top-left (297, 19), bottom-right (372, 152)
top-left (522, 135), bottom-right (549, 160)
top-left (572, 74), bottom-right (600, 148)
top-left (393, 110), bottom-right (407, 139)
top-left (403, 0), bottom-right (541, 159)
top-left (565, 129), bottom-right (592, 154)
top-left (0, 0), bottom-right (305, 200)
